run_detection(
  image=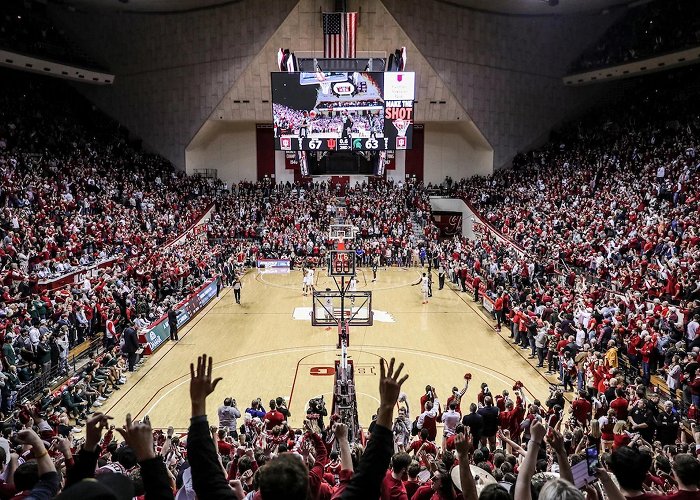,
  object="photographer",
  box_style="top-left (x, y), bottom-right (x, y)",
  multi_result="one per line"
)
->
top-left (306, 396), bottom-right (328, 429)
top-left (218, 397), bottom-right (241, 436)
top-left (546, 387), bottom-right (565, 410)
